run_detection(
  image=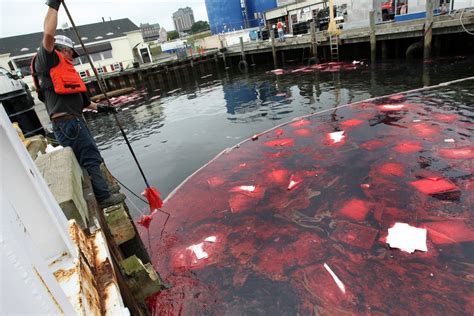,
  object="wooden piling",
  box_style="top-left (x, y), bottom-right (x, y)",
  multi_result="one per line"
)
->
top-left (270, 30), bottom-right (278, 69)
top-left (424, 1), bottom-right (434, 61)
top-left (369, 10), bottom-right (376, 64)
top-left (239, 37), bottom-right (246, 61)
top-left (381, 41), bottom-right (388, 59)
top-left (422, 65), bottom-right (430, 87)
top-left (310, 21), bottom-right (318, 61)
